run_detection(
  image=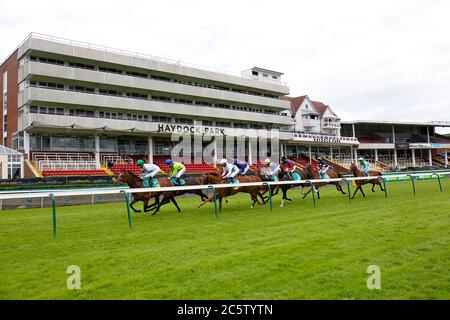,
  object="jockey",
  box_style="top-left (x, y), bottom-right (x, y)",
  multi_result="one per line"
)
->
top-left (264, 158), bottom-right (281, 181)
top-left (358, 157), bottom-right (371, 176)
top-left (280, 156), bottom-right (298, 179)
top-left (317, 157), bottom-right (330, 179)
top-left (136, 159), bottom-right (160, 188)
top-left (166, 159), bottom-right (186, 185)
top-left (233, 157), bottom-right (250, 176)
top-left (220, 159), bottom-right (240, 184)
